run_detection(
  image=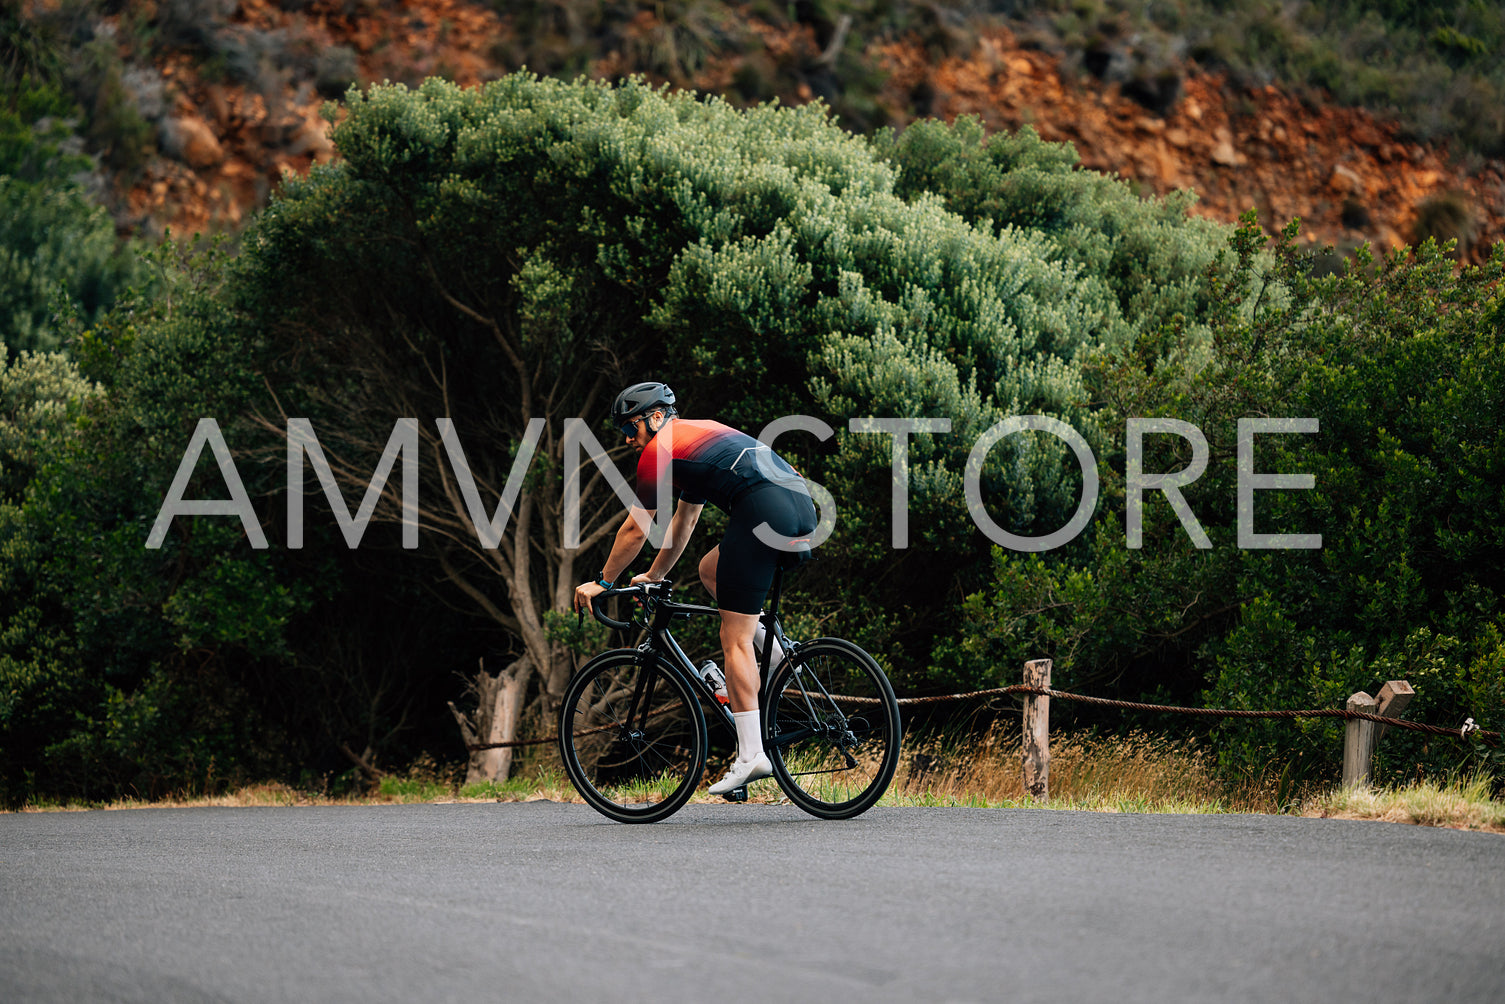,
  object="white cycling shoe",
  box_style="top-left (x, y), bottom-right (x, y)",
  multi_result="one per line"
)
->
top-left (708, 753), bottom-right (773, 795)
